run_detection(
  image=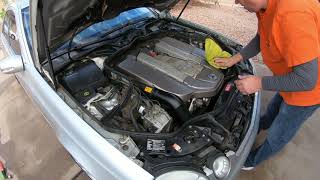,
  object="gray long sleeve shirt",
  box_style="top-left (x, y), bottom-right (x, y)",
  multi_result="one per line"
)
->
top-left (239, 34), bottom-right (318, 92)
